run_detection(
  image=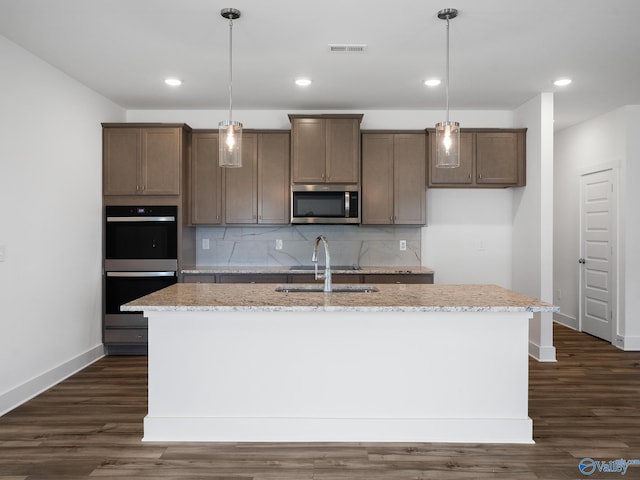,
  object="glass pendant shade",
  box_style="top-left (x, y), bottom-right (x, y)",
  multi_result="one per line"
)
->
top-left (435, 121), bottom-right (460, 168)
top-left (218, 120), bottom-right (242, 168)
